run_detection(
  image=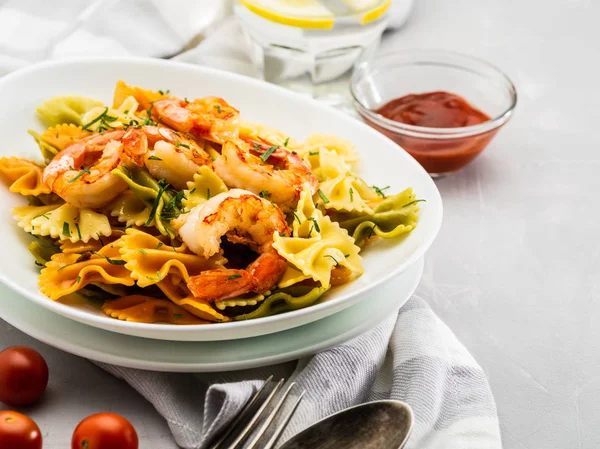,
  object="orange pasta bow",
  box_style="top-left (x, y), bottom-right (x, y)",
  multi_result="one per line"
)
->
top-left (0, 157), bottom-right (51, 196)
top-left (39, 237), bottom-right (134, 300)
